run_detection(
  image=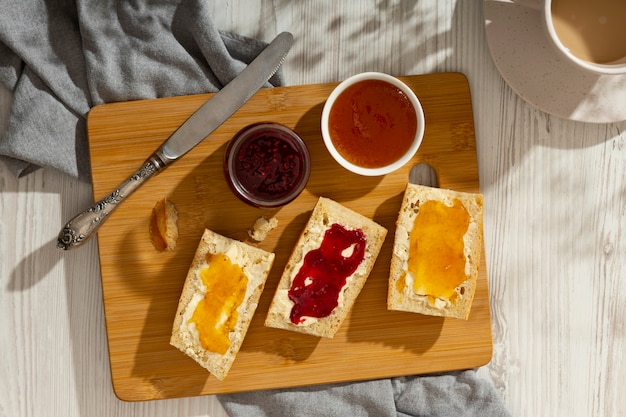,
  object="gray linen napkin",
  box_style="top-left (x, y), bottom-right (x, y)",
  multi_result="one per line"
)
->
top-left (0, 1), bottom-right (510, 416)
top-left (0, 0), bottom-right (282, 181)
top-left (219, 370), bottom-right (510, 417)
